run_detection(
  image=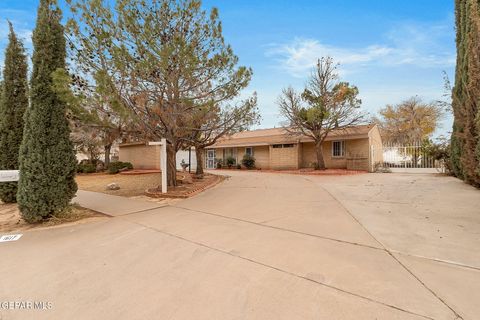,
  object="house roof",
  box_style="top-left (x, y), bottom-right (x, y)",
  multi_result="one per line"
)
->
top-left (120, 142), bottom-right (148, 147)
top-left (207, 124), bottom-right (376, 149)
